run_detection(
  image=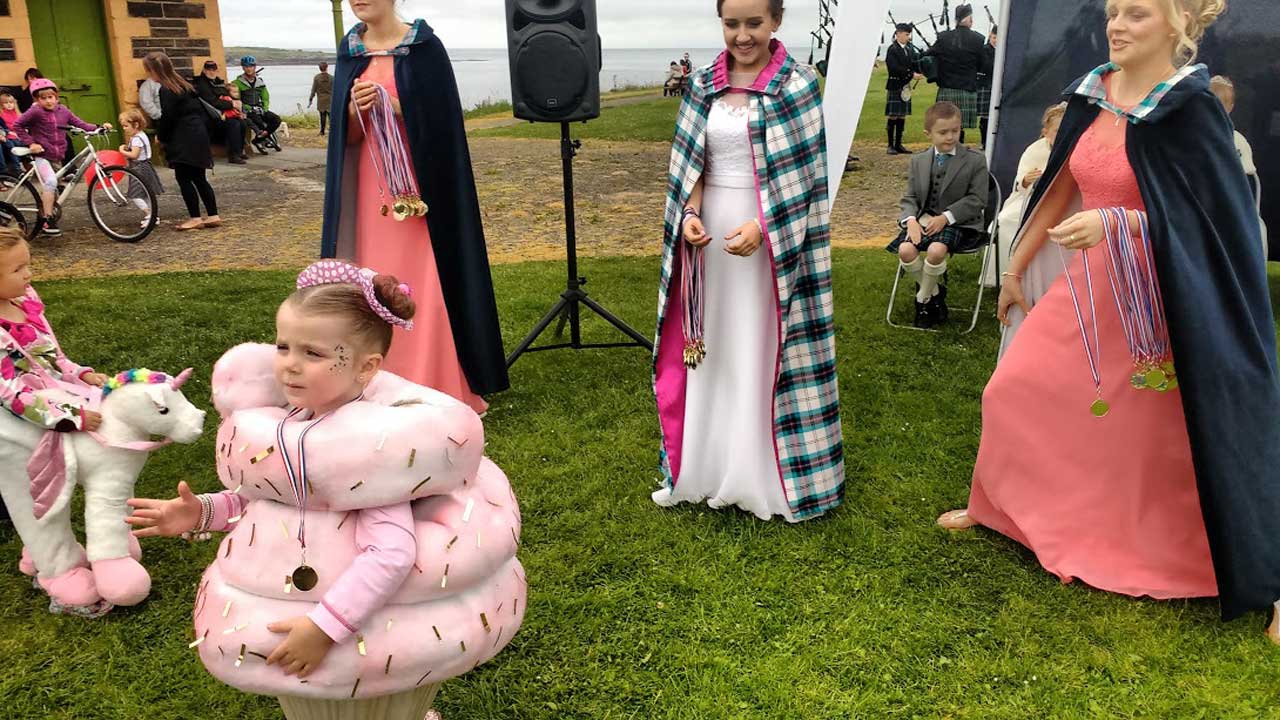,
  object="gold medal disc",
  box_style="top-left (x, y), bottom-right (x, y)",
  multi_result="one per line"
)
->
top-left (1090, 398), bottom-right (1110, 418)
